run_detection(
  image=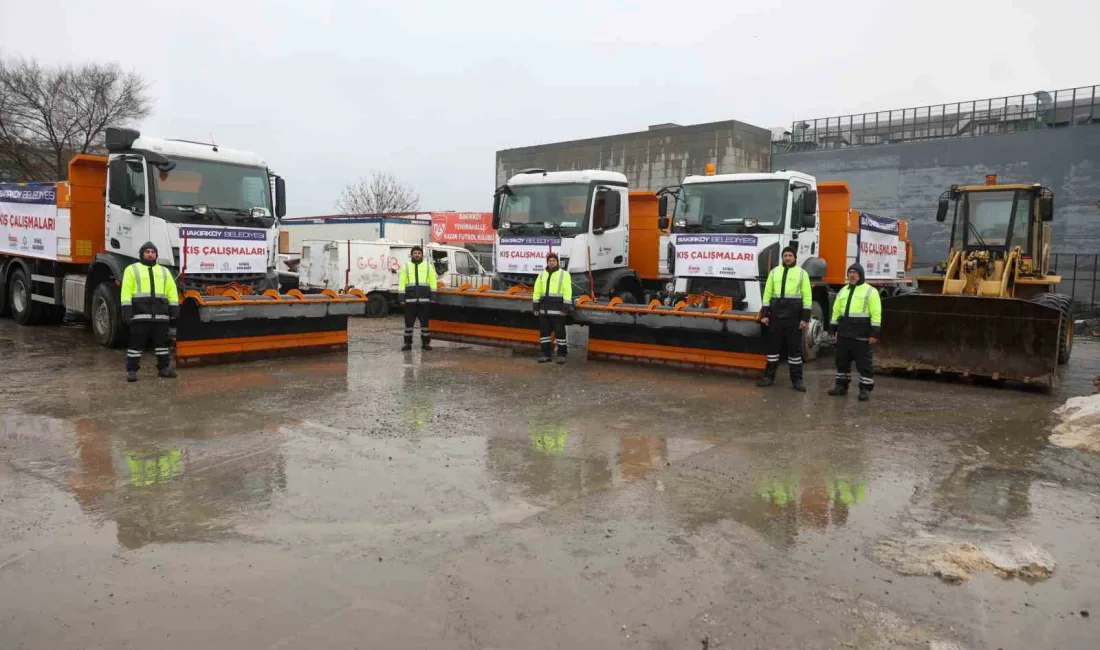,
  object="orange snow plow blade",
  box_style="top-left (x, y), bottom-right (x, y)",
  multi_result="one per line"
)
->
top-left (173, 289), bottom-right (367, 367)
top-left (433, 286), bottom-right (769, 372)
